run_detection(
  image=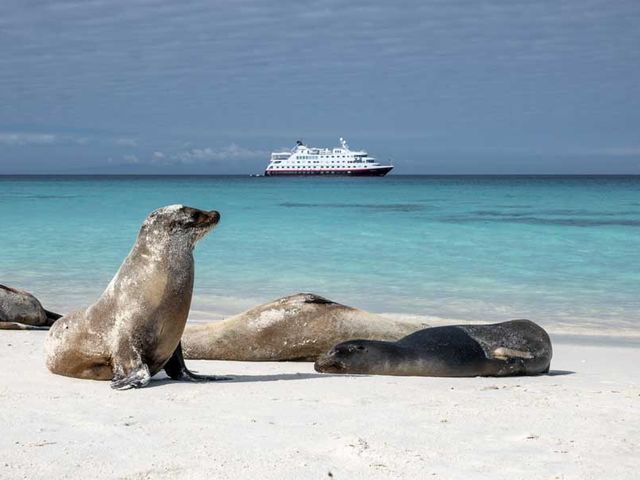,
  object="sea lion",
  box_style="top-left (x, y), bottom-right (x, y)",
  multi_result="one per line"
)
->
top-left (0, 284), bottom-right (61, 330)
top-left (182, 293), bottom-right (428, 361)
top-left (314, 319), bottom-right (552, 377)
top-left (45, 205), bottom-right (227, 389)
